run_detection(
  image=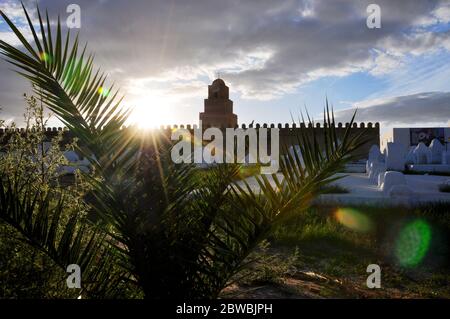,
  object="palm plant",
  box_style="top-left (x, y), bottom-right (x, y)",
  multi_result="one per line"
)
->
top-left (0, 4), bottom-right (368, 298)
top-left (0, 95), bottom-right (130, 298)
